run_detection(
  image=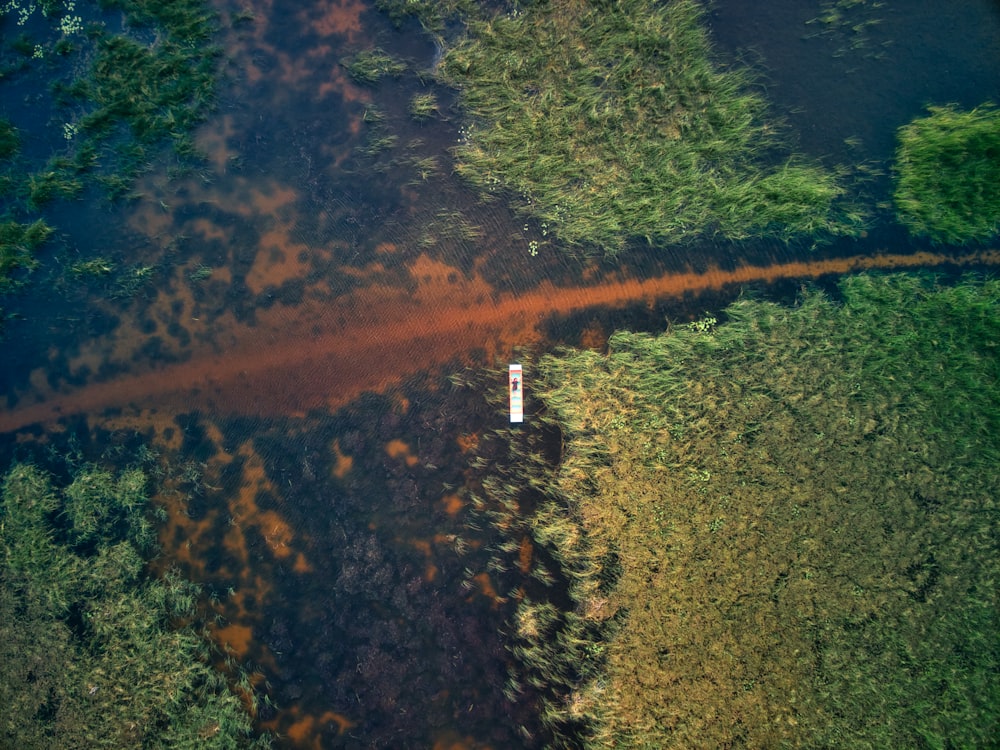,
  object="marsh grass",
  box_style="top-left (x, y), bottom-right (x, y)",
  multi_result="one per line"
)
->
top-left (439, 0), bottom-right (865, 254)
top-left (478, 274), bottom-right (1000, 747)
top-left (408, 91), bottom-right (440, 121)
top-left (342, 48), bottom-right (407, 85)
top-left (0, 461), bottom-right (269, 748)
top-left (893, 102), bottom-right (1000, 244)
